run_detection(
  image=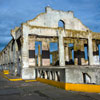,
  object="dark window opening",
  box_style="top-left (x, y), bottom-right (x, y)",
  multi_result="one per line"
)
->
top-left (83, 73), bottom-right (91, 84)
